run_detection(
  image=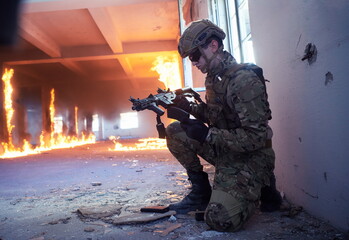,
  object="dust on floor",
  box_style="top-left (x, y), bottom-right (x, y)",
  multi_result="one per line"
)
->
top-left (0, 141), bottom-right (347, 240)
